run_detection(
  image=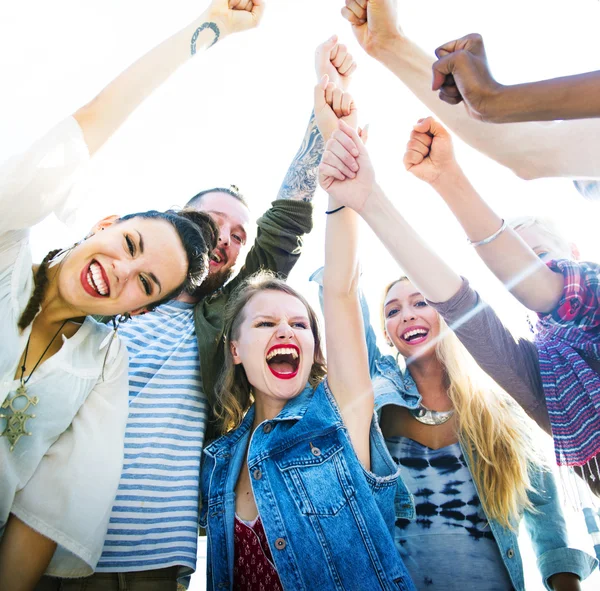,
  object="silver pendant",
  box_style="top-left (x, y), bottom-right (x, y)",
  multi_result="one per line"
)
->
top-left (0, 384), bottom-right (38, 451)
top-left (409, 404), bottom-right (455, 426)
